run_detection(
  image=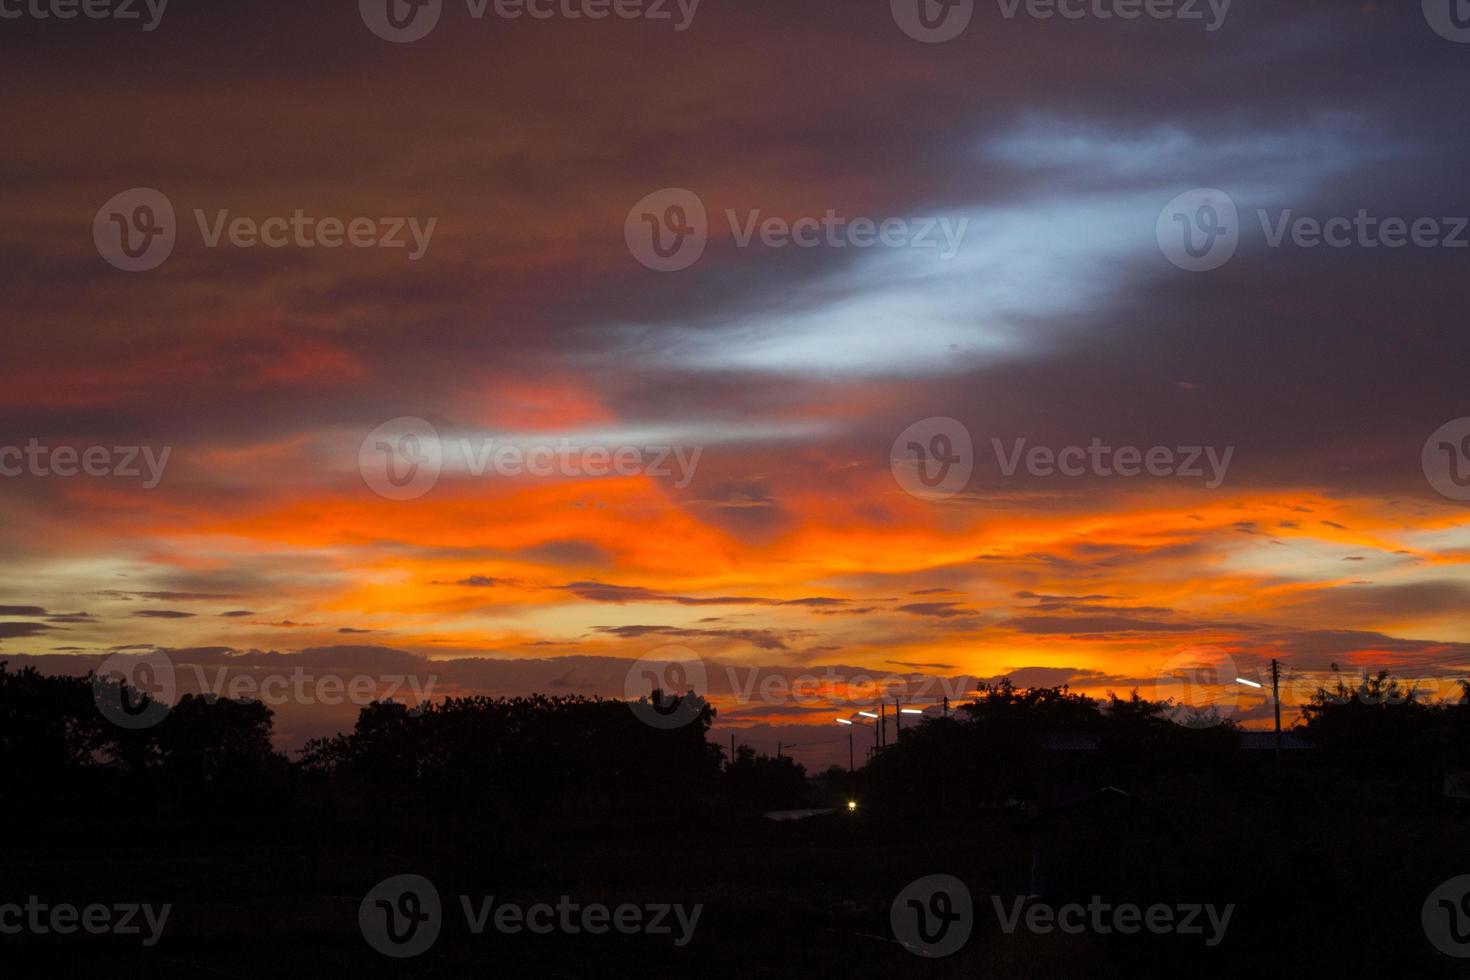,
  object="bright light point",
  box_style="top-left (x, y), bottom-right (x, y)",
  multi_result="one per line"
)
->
top-left (901, 708), bottom-right (923, 715)
top-left (1236, 677), bottom-right (1263, 688)
top-left (846, 801), bottom-right (858, 812)
top-left (858, 711), bottom-right (878, 719)
top-left (835, 718), bottom-right (853, 725)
